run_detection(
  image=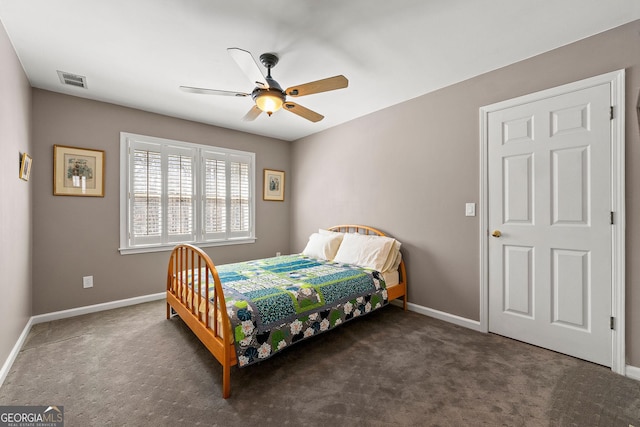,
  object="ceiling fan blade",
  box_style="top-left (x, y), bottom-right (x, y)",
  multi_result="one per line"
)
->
top-left (285, 75), bottom-right (348, 97)
top-left (227, 48), bottom-right (269, 89)
top-left (242, 105), bottom-right (262, 121)
top-left (283, 102), bottom-right (324, 122)
top-left (180, 86), bottom-right (249, 97)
